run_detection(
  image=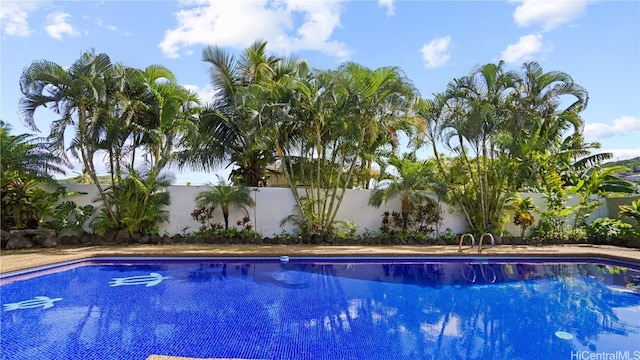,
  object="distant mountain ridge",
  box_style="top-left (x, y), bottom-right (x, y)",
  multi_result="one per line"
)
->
top-left (602, 157), bottom-right (640, 174)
